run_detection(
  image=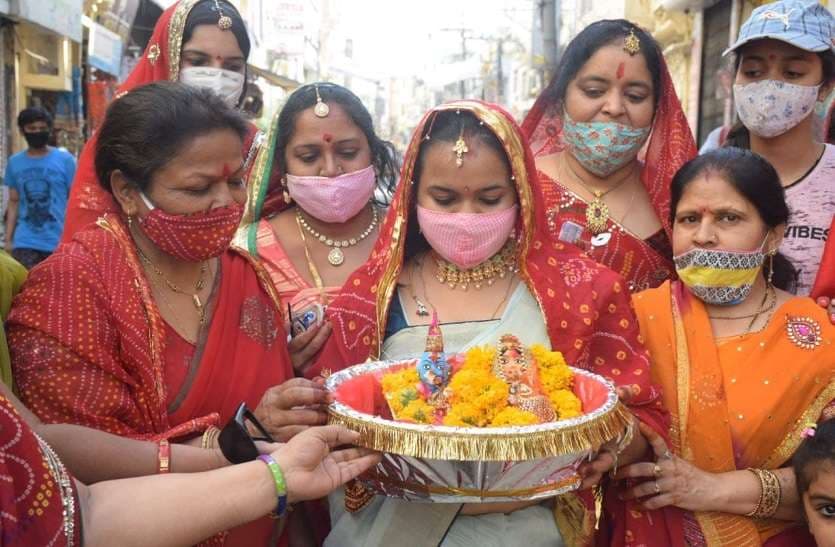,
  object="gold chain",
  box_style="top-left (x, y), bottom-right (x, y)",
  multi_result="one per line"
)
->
top-left (134, 243), bottom-right (208, 325)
